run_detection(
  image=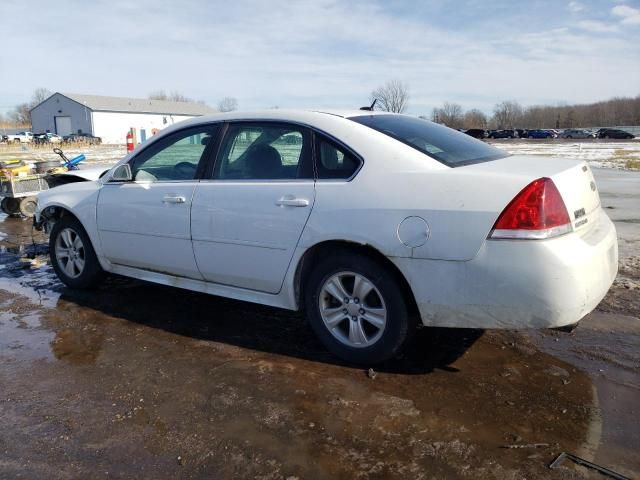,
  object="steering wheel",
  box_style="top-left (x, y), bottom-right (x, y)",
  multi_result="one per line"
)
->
top-left (174, 161), bottom-right (197, 179)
